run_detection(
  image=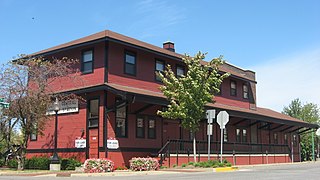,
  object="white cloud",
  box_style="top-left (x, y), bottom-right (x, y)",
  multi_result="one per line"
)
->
top-left (250, 48), bottom-right (320, 112)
